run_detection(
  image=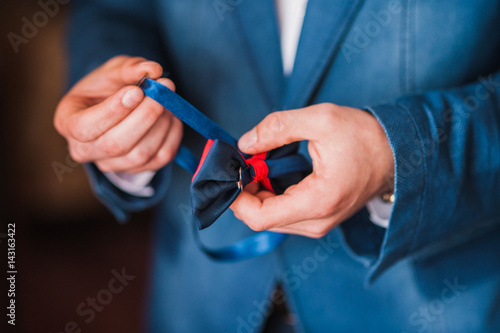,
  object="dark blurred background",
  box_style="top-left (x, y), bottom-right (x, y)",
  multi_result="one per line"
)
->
top-left (1, 1), bottom-right (153, 332)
